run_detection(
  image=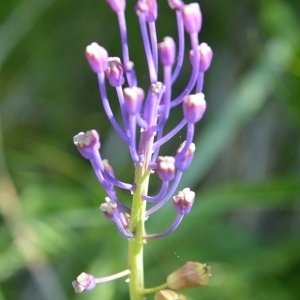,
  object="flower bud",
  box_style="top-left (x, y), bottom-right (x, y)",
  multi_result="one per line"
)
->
top-left (173, 188), bottom-right (195, 215)
top-left (168, 0), bottom-right (184, 10)
top-left (167, 261), bottom-right (211, 290)
top-left (85, 43), bottom-right (108, 73)
top-left (189, 43), bottom-right (213, 72)
top-left (72, 272), bottom-right (96, 293)
top-left (100, 197), bottom-right (119, 221)
top-left (175, 142), bottom-right (196, 170)
top-left (181, 3), bottom-right (202, 34)
top-left (154, 289), bottom-right (187, 300)
top-left (106, 0), bottom-right (126, 12)
top-left (136, 0), bottom-right (158, 22)
top-left (73, 130), bottom-right (100, 160)
top-left (156, 156), bottom-right (176, 182)
top-left (106, 57), bottom-right (125, 87)
top-left (123, 87), bottom-right (145, 115)
top-left (158, 37), bottom-right (176, 66)
top-left (102, 159), bottom-right (115, 177)
top-left (183, 93), bottom-right (206, 123)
